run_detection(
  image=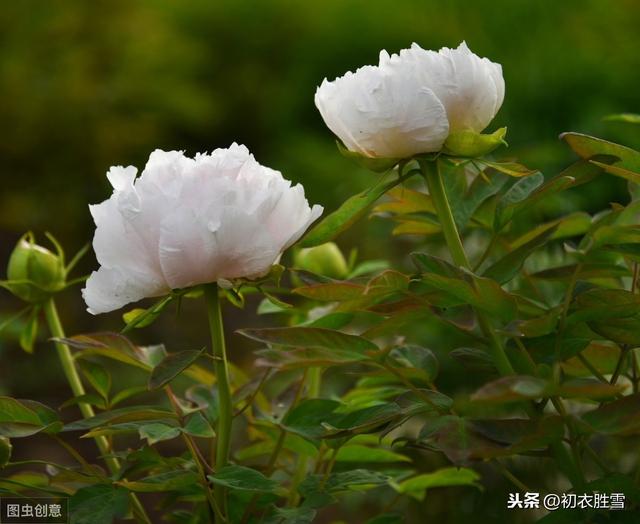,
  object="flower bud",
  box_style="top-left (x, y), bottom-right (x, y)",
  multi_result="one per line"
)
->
top-left (6, 233), bottom-right (66, 303)
top-left (294, 242), bottom-right (348, 279)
